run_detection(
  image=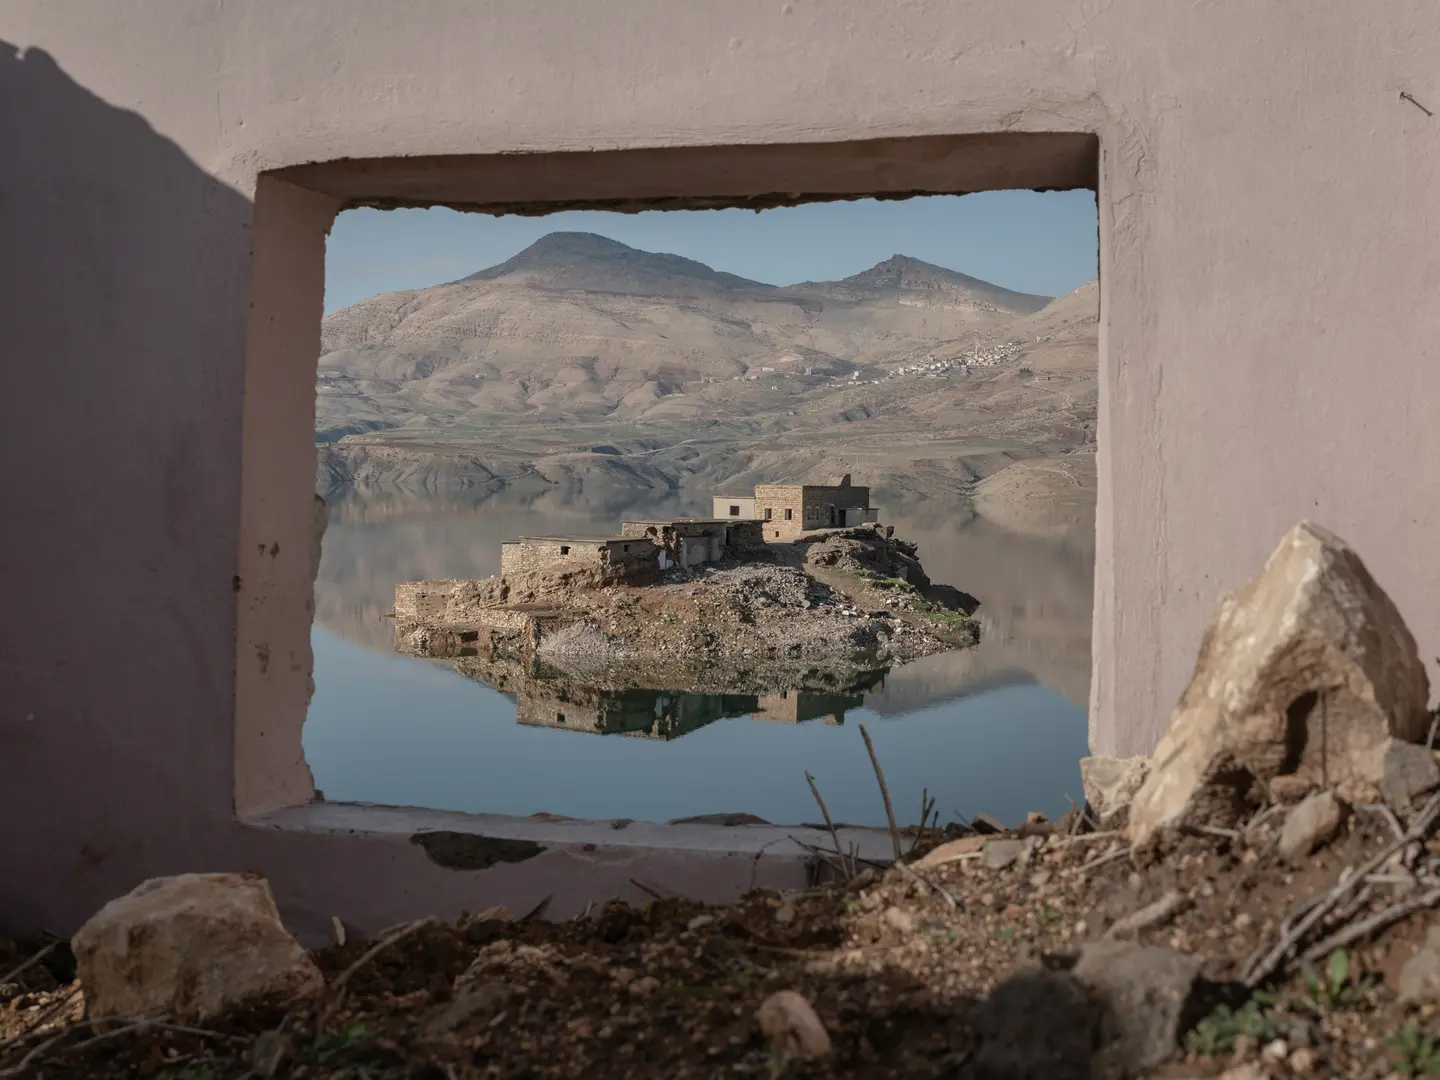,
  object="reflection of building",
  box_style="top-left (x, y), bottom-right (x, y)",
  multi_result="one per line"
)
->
top-left (754, 688), bottom-right (866, 726)
top-left (516, 683), bottom-right (758, 741)
top-left (714, 475), bottom-right (879, 540)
